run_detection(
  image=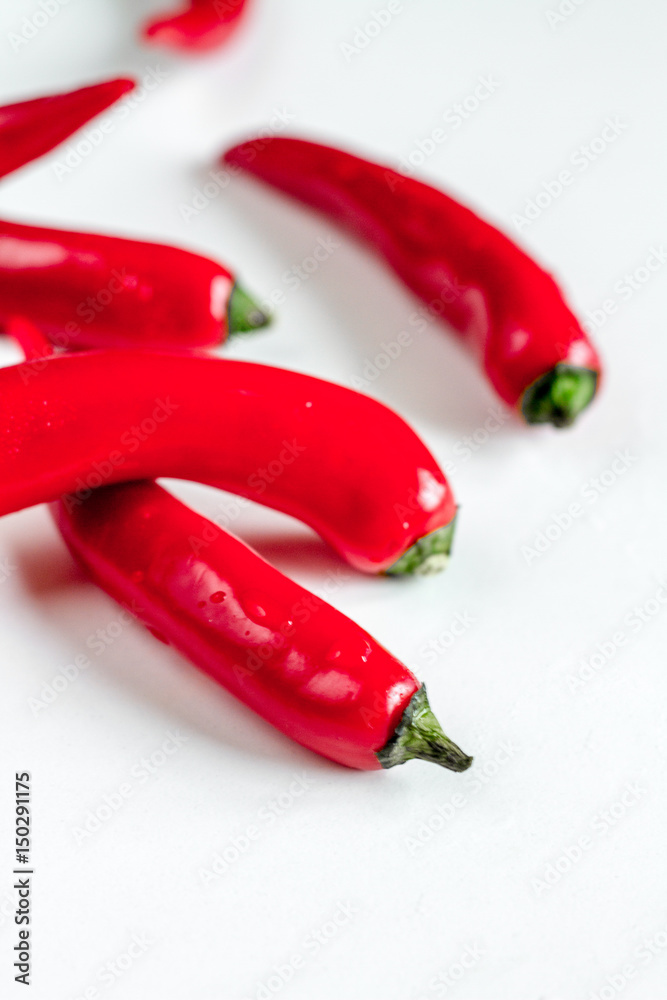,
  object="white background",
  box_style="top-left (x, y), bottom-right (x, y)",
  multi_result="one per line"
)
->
top-left (1, 1), bottom-right (666, 998)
